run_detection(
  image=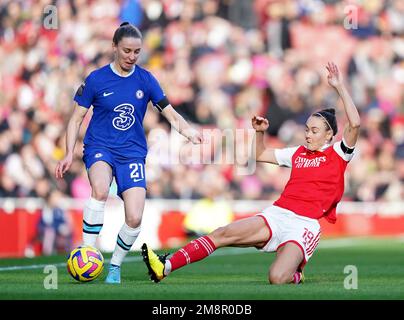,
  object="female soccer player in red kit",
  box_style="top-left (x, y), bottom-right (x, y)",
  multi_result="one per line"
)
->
top-left (142, 62), bottom-right (360, 284)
